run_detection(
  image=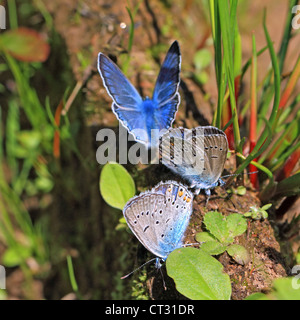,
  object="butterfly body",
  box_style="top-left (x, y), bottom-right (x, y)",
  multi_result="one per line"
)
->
top-left (98, 41), bottom-right (181, 148)
top-left (123, 181), bottom-right (193, 263)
